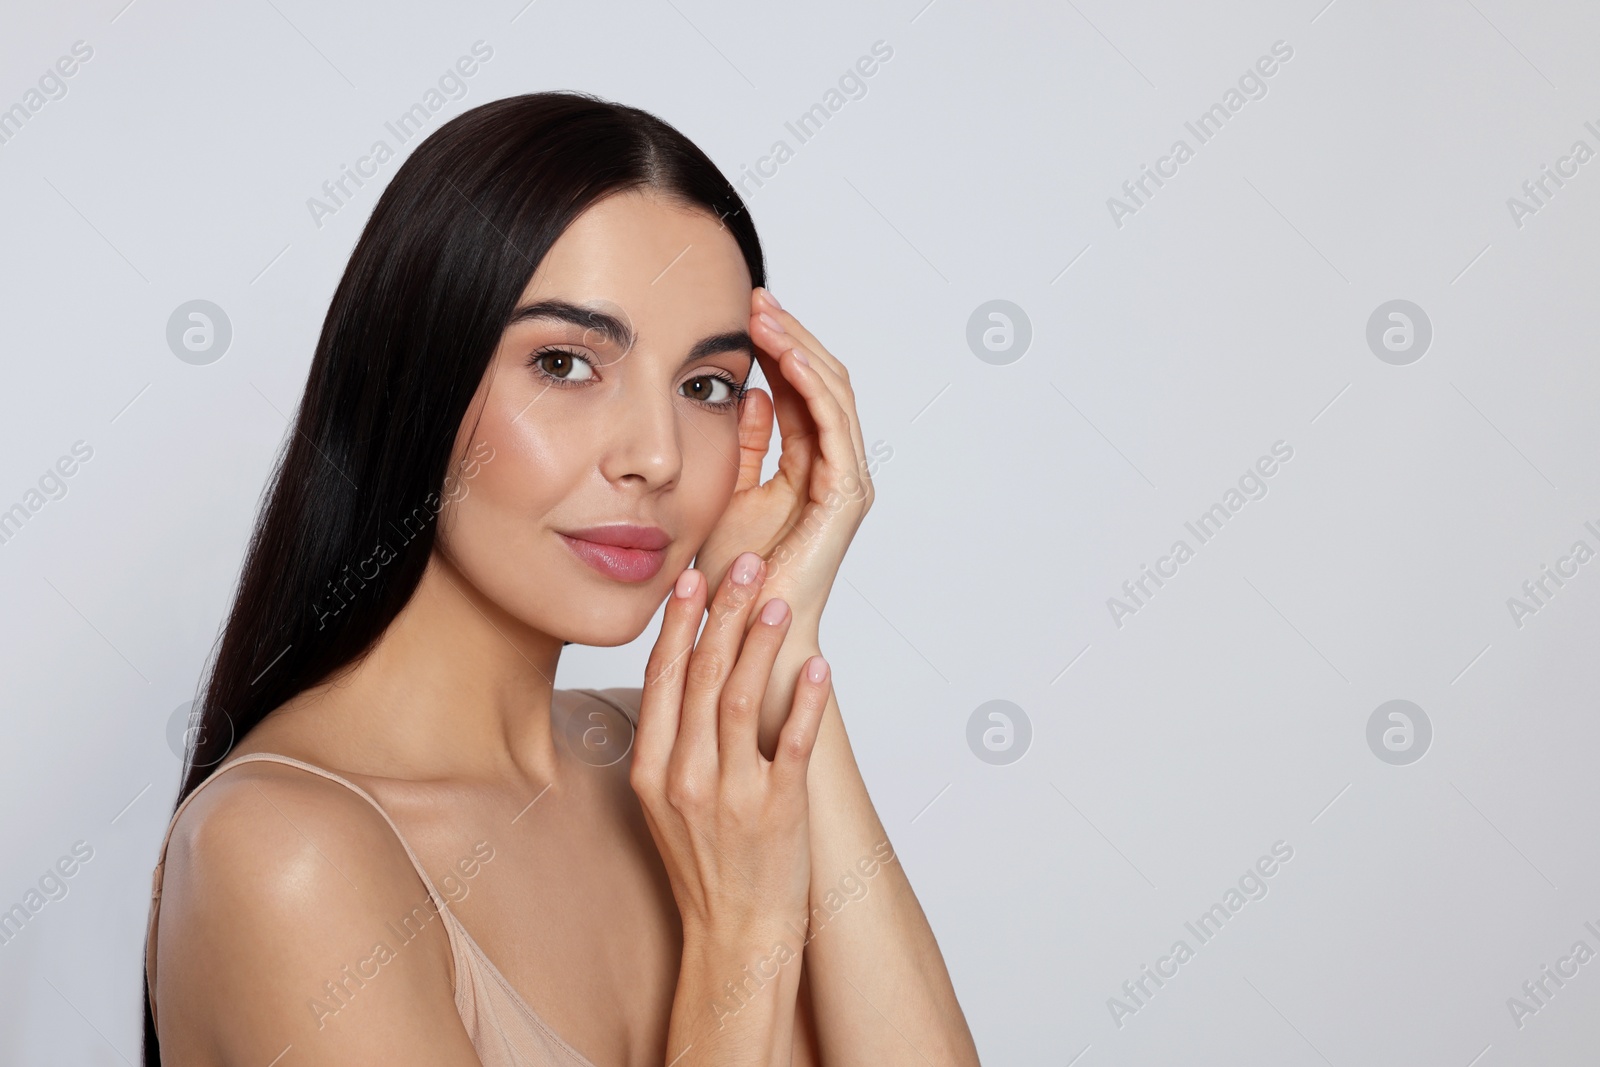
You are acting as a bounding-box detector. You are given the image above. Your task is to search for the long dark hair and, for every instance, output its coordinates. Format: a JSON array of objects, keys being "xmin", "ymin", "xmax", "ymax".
[{"xmin": 143, "ymin": 90, "xmax": 765, "ymax": 1064}]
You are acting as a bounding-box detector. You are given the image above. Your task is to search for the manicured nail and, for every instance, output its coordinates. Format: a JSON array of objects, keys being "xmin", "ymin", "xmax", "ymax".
[
  {"xmin": 731, "ymin": 551, "xmax": 762, "ymax": 586},
  {"xmin": 760, "ymin": 597, "xmax": 789, "ymax": 625},
  {"xmin": 757, "ymin": 311, "xmax": 786, "ymax": 334},
  {"xmin": 761, "ymin": 288, "xmax": 782, "ymax": 310},
  {"xmin": 675, "ymin": 569, "xmax": 699, "ymax": 598},
  {"xmin": 788, "ymin": 347, "xmax": 809, "ymax": 368},
  {"xmin": 806, "ymin": 655, "xmax": 829, "ymax": 683}
]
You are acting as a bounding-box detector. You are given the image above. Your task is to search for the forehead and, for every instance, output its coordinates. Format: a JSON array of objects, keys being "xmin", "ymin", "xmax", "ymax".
[{"xmin": 519, "ymin": 188, "xmax": 752, "ymax": 332}]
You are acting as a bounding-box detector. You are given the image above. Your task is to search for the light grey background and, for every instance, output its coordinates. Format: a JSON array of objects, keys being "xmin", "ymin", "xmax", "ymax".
[{"xmin": 2, "ymin": 1, "xmax": 1597, "ymax": 1064}]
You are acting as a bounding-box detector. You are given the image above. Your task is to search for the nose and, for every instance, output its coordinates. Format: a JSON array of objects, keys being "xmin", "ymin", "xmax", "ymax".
[{"xmin": 598, "ymin": 377, "xmax": 682, "ymax": 491}]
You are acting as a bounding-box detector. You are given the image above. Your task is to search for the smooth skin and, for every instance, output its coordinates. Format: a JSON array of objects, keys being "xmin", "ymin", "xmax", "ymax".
[{"xmin": 152, "ymin": 188, "xmax": 979, "ymax": 1066}]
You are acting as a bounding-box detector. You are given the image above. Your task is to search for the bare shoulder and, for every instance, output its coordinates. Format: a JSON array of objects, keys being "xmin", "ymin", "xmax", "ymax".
[{"xmin": 153, "ymin": 759, "xmax": 480, "ymax": 1065}]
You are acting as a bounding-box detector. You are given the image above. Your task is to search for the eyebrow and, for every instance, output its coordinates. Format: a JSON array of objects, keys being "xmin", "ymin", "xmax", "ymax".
[{"xmin": 507, "ymin": 299, "xmax": 753, "ymax": 367}]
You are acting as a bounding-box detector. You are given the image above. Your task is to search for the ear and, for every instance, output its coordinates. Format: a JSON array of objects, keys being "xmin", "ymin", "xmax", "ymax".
[{"xmin": 735, "ymin": 386, "xmax": 774, "ymax": 491}]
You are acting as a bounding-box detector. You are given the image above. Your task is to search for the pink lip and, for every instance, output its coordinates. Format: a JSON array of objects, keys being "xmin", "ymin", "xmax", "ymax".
[{"xmin": 557, "ymin": 525, "xmax": 670, "ymax": 583}]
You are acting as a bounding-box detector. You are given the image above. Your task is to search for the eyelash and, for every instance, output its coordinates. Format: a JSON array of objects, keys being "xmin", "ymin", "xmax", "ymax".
[{"xmin": 527, "ymin": 346, "xmax": 746, "ymax": 411}]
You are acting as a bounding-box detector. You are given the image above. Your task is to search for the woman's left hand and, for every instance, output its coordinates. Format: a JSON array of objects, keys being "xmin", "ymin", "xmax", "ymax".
[{"xmin": 695, "ymin": 287, "xmax": 875, "ymax": 647}]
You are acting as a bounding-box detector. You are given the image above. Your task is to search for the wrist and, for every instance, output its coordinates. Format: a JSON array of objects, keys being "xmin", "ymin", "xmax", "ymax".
[
  {"xmin": 676, "ymin": 926, "xmax": 807, "ymax": 1057},
  {"xmin": 680, "ymin": 910, "xmax": 808, "ymax": 961}
]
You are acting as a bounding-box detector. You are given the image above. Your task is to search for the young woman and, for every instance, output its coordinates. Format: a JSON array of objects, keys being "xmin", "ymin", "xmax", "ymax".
[{"xmin": 142, "ymin": 92, "xmax": 978, "ymax": 1066}]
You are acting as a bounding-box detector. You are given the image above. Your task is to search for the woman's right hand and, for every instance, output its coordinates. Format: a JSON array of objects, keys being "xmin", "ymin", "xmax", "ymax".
[{"xmin": 630, "ymin": 550, "xmax": 832, "ymax": 1063}]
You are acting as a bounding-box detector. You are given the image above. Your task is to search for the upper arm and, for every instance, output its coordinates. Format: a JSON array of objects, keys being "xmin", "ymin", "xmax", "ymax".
[{"xmin": 153, "ymin": 765, "xmax": 483, "ymax": 1066}]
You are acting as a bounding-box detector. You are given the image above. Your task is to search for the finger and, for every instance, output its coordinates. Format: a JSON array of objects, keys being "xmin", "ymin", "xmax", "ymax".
[
  {"xmin": 750, "ymin": 307, "xmax": 816, "ymax": 461},
  {"xmin": 748, "ymin": 333, "xmax": 818, "ymax": 494},
  {"xmin": 782, "ymin": 346, "xmax": 872, "ymax": 509},
  {"xmin": 757, "ymin": 289, "xmax": 848, "ymax": 383},
  {"xmin": 754, "ymin": 344, "xmax": 810, "ymax": 429},
  {"xmin": 734, "ymin": 386, "xmax": 773, "ymax": 492},
  {"xmin": 678, "ymin": 551, "xmax": 767, "ymax": 758},
  {"xmin": 771, "ymin": 654, "xmax": 831, "ymax": 789},
  {"xmin": 755, "ymin": 289, "xmax": 859, "ymax": 417},
  {"xmin": 752, "ymin": 311, "xmax": 868, "ymax": 479},
  {"xmin": 770, "ymin": 347, "xmax": 860, "ymax": 498},
  {"xmin": 634, "ymin": 568, "xmax": 705, "ymax": 778},
  {"xmin": 788, "ymin": 343, "xmax": 869, "ymax": 478},
  {"xmin": 752, "ymin": 298, "xmax": 876, "ymax": 515},
  {"xmin": 771, "ymin": 394, "xmax": 817, "ymax": 494},
  {"xmin": 756, "ymin": 298, "xmax": 871, "ymax": 483},
  {"xmin": 717, "ymin": 596, "xmax": 791, "ymax": 777}
]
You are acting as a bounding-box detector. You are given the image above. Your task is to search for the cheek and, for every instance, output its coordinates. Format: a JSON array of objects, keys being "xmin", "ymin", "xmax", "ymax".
[
  {"xmin": 679, "ymin": 417, "xmax": 742, "ymax": 526},
  {"xmin": 442, "ymin": 389, "xmax": 583, "ymax": 557}
]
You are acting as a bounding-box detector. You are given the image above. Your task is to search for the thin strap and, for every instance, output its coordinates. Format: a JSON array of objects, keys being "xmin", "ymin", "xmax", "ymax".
[{"xmin": 146, "ymin": 752, "xmax": 455, "ymax": 1032}]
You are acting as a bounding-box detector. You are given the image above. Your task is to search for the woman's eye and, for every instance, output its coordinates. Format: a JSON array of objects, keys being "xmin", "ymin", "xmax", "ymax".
[
  {"xmin": 681, "ymin": 375, "xmax": 735, "ymax": 405},
  {"xmin": 533, "ymin": 348, "xmax": 596, "ymax": 382}
]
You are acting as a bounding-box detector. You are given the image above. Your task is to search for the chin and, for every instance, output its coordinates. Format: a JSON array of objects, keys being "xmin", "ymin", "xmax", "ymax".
[{"xmin": 552, "ymin": 600, "xmax": 666, "ymax": 649}]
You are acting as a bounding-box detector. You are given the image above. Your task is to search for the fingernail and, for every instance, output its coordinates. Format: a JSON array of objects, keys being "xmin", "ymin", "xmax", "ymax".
[
  {"xmin": 788, "ymin": 347, "xmax": 809, "ymax": 368},
  {"xmin": 758, "ymin": 311, "xmax": 786, "ymax": 334},
  {"xmin": 806, "ymin": 655, "xmax": 829, "ymax": 683},
  {"xmin": 731, "ymin": 551, "xmax": 762, "ymax": 586},
  {"xmin": 761, "ymin": 288, "xmax": 782, "ymax": 310},
  {"xmin": 760, "ymin": 597, "xmax": 789, "ymax": 625},
  {"xmin": 674, "ymin": 569, "xmax": 698, "ymax": 598}
]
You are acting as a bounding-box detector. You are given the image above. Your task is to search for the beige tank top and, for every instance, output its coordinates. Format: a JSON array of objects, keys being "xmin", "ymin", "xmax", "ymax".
[{"xmin": 145, "ymin": 735, "xmax": 615, "ymax": 1067}]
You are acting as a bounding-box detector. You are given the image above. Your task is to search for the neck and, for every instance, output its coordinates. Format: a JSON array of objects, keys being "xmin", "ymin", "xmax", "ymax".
[{"xmin": 273, "ymin": 550, "xmax": 566, "ymax": 785}]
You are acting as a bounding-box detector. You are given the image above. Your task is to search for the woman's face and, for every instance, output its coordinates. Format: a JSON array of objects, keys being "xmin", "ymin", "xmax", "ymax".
[{"xmin": 438, "ymin": 187, "xmax": 759, "ymax": 646}]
